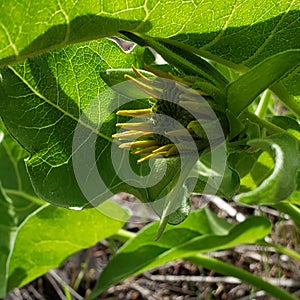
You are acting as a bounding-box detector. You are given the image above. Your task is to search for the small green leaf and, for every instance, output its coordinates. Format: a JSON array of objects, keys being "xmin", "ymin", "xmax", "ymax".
[
  {"xmin": 274, "ymin": 201, "xmax": 300, "ymax": 231},
  {"xmin": 228, "ymin": 151, "xmax": 261, "ymax": 179},
  {"xmin": 236, "ymin": 134, "xmax": 298, "ymax": 205},
  {"xmin": 152, "ymin": 37, "xmax": 229, "ymax": 87},
  {"xmin": 289, "ymin": 190, "xmax": 300, "ymax": 206},
  {"xmin": 226, "ymin": 109, "xmax": 245, "ymax": 140},
  {"xmin": 186, "ymin": 150, "xmax": 240, "ymax": 199},
  {"xmin": 289, "ymin": 169, "xmax": 300, "ymax": 206},
  {"xmin": 271, "ymin": 115, "xmax": 300, "ymax": 143},
  {"xmin": 145, "ymin": 157, "xmax": 197, "ymax": 237},
  {"xmin": 0, "ymin": 187, "xmax": 18, "ymax": 297},
  {"xmin": 7, "ymin": 201, "xmax": 129, "ymax": 291}
]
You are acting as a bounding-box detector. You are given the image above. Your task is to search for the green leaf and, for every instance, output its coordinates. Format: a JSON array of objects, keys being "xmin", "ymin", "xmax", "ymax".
[
  {"xmin": 186, "ymin": 149, "xmax": 240, "ymax": 199},
  {"xmin": 87, "ymin": 209, "xmax": 271, "ymax": 299},
  {"xmin": 289, "ymin": 169, "xmax": 300, "ymax": 206},
  {"xmin": 1, "ymin": 1, "xmax": 300, "ymax": 98},
  {"xmin": 271, "ymin": 115, "xmax": 300, "ymax": 143},
  {"xmin": 0, "ymin": 122, "xmax": 38, "ymax": 202},
  {"xmin": 119, "ymin": 31, "xmax": 226, "ymax": 102},
  {"xmin": 142, "ymin": 156, "xmax": 200, "ymax": 238},
  {"xmin": 120, "ymin": 32, "xmax": 228, "ymax": 88},
  {"xmin": 227, "ymin": 50, "xmax": 300, "ymax": 116},
  {"xmin": 0, "ymin": 187, "xmax": 19, "ymax": 297},
  {"xmin": 226, "ymin": 109, "xmax": 245, "ymax": 140},
  {"xmin": 0, "ymin": 1, "xmax": 151, "ymax": 67},
  {"xmin": 228, "ymin": 151, "xmax": 261, "ymax": 179},
  {"xmin": 0, "ymin": 1, "xmax": 298, "ymax": 67},
  {"xmin": 0, "ymin": 125, "xmax": 42, "ymax": 297},
  {"xmin": 274, "ymin": 170, "xmax": 300, "ymax": 229},
  {"xmin": 236, "ymin": 134, "xmax": 299, "ymax": 205},
  {"xmin": 274, "ymin": 201, "xmax": 300, "ymax": 230},
  {"xmin": 7, "ymin": 201, "xmax": 129, "ymax": 291}
]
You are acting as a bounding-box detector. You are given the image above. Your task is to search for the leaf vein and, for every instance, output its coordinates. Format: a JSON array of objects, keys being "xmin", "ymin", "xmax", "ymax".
[{"xmin": 242, "ymin": 0, "xmax": 297, "ymax": 65}]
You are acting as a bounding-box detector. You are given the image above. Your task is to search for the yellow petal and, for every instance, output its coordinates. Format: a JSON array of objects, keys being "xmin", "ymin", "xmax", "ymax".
[
  {"xmin": 119, "ymin": 140, "xmax": 157, "ymax": 149},
  {"xmin": 112, "ymin": 130, "xmax": 153, "ymax": 140},
  {"xmin": 116, "ymin": 122, "xmax": 153, "ymax": 132},
  {"xmin": 152, "ymin": 144, "xmax": 174, "ymax": 153},
  {"xmin": 116, "ymin": 108, "xmax": 153, "ymax": 117},
  {"xmin": 124, "ymin": 74, "xmax": 161, "ymax": 98},
  {"xmin": 131, "ymin": 65, "xmax": 152, "ymax": 81},
  {"xmin": 165, "ymin": 128, "xmax": 191, "ymax": 136},
  {"xmin": 137, "ymin": 152, "xmax": 164, "ymax": 163},
  {"xmin": 131, "ymin": 146, "xmax": 158, "ymax": 154},
  {"xmin": 166, "ymin": 145, "xmax": 178, "ymax": 156}
]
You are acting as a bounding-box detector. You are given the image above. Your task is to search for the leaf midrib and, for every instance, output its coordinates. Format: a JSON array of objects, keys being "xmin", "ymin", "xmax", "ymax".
[{"xmin": 9, "ymin": 65, "xmax": 114, "ymax": 144}]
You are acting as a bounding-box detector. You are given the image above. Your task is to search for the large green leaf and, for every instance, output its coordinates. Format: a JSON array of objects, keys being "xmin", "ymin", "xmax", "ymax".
[
  {"xmin": 0, "ymin": 123, "xmax": 129, "ymax": 296},
  {"xmin": 0, "ymin": 1, "xmax": 300, "ymax": 97},
  {"xmin": 0, "ymin": 39, "xmax": 141, "ymax": 208},
  {"xmin": 0, "ymin": 1, "xmax": 299, "ymax": 66},
  {"xmin": 0, "ymin": 38, "xmax": 194, "ymax": 229},
  {"xmin": 87, "ymin": 208, "xmax": 271, "ymax": 299}
]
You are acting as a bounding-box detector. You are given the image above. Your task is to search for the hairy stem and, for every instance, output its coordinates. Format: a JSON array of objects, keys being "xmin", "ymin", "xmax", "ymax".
[
  {"xmin": 255, "ymin": 89, "xmax": 273, "ymax": 118},
  {"xmin": 242, "ymin": 110, "xmax": 285, "ymax": 135},
  {"xmin": 271, "ymin": 83, "xmax": 300, "ymax": 117}
]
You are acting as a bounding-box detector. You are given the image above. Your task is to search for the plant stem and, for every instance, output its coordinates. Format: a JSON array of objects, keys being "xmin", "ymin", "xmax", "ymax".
[
  {"xmin": 188, "ymin": 254, "xmax": 298, "ymax": 300},
  {"xmin": 255, "ymin": 89, "xmax": 272, "ymax": 118},
  {"xmin": 259, "ymin": 241, "xmax": 300, "ymax": 262},
  {"xmin": 112, "ymin": 228, "xmax": 136, "ymax": 242},
  {"xmin": 271, "ymin": 83, "xmax": 300, "ymax": 117},
  {"xmin": 4, "ymin": 189, "xmax": 46, "ymax": 205},
  {"xmin": 272, "ymin": 202, "xmax": 300, "ymax": 230}
]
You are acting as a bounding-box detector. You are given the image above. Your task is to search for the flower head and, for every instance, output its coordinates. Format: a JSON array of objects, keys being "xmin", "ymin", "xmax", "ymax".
[{"xmin": 112, "ymin": 65, "xmax": 223, "ymax": 163}]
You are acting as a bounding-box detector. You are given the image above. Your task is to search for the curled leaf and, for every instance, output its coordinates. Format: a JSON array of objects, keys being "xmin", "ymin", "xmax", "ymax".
[{"xmin": 236, "ymin": 134, "xmax": 298, "ymax": 205}]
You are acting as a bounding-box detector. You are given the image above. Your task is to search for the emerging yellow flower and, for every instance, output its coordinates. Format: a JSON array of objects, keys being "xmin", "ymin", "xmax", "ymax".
[{"xmin": 112, "ymin": 65, "xmax": 217, "ymax": 163}]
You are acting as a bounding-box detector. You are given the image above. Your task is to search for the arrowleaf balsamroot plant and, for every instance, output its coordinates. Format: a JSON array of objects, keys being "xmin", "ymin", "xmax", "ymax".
[{"xmin": 0, "ymin": 1, "xmax": 299, "ymax": 299}]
